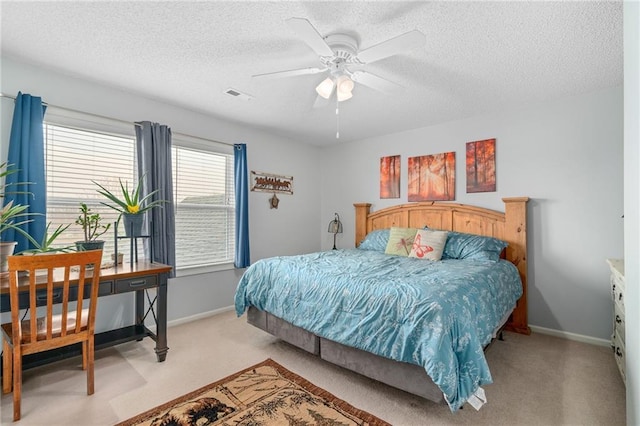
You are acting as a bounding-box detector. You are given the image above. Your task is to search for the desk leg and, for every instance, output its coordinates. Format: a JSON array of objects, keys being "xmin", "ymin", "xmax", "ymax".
[
  {"xmin": 135, "ymin": 289, "xmax": 145, "ymax": 341},
  {"xmin": 154, "ymin": 272, "xmax": 169, "ymax": 362}
]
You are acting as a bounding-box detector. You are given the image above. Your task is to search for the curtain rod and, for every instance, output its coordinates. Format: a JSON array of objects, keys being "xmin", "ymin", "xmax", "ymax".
[{"xmin": 0, "ymin": 92, "xmax": 235, "ymax": 147}]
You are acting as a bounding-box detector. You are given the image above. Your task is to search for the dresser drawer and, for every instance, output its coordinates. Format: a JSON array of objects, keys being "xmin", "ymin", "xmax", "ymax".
[
  {"xmin": 611, "ymin": 275, "xmax": 625, "ymax": 314},
  {"xmin": 613, "ymin": 333, "xmax": 626, "ymax": 385},
  {"xmin": 115, "ymin": 275, "xmax": 158, "ymax": 293},
  {"xmin": 611, "ymin": 267, "xmax": 625, "ymax": 293},
  {"xmin": 614, "ymin": 303, "xmax": 625, "ymax": 345}
]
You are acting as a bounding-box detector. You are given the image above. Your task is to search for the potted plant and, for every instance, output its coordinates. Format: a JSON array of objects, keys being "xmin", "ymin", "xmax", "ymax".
[
  {"xmin": 20, "ymin": 222, "xmax": 73, "ymax": 254},
  {"xmin": 18, "ymin": 222, "xmax": 74, "ymax": 276},
  {"xmin": 75, "ymin": 202, "xmax": 111, "ymax": 251},
  {"xmin": 93, "ymin": 173, "xmax": 165, "ymax": 237},
  {"xmin": 0, "ymin": 162, "xmax": 39, "ymax": 273},
  {"xmin": 0, "ymin": 201, "xmax": 30, "ymax": 273},
  {"xmin": 111, "ymin": 252, "xmax": 124, "ymax": 265}
]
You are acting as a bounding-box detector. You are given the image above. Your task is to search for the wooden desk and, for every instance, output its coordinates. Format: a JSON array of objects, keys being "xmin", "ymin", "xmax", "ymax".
[{"xmin": 1, "ymin": 261, "xmax": 172, "ymax": 370}]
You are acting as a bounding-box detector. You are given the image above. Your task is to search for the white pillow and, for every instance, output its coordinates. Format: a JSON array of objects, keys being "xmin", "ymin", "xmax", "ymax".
[{"xmin": 409, "ymin": 229, "xmax": 448, "ymax": 261}]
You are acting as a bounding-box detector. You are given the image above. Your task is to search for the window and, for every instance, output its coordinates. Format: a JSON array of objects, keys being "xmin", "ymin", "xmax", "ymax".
[
  {"xmin": 45, "ymin": 124, "xmax": 135, "ymax": 257},
  {"xmin": 172, "ymin": 142, "xmax": 235, "ymax": 270},
  {"xmin": 44, "ymin": 120, "xmax": 235, "ymax": 274}
]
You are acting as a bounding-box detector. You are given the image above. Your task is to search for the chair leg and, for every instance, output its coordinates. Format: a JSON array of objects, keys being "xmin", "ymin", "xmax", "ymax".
[
  {"xmin": 82, "ymin": 340, "xmax": 87, "ymax": 371},
  {"xmin": 12, "ymin": 345, "xmax": 22, "ymax": 421},
  {"xmin": 2, "ymin": 338, "xmax": 12, "ymax": 394},
  {"xmin": 87, "ymin": 336, "xmax": 95, "ymax": 395}
]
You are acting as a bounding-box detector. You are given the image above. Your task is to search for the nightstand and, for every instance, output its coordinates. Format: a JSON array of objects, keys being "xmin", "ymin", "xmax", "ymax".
[{"xmin": 606, "ymin": 258, "xmax": 625, "ymax": 385}]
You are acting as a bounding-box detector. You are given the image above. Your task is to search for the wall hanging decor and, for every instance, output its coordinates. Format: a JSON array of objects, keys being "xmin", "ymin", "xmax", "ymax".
[
  {"xmin": 269, "ymin": 193, "xmax": 280, "ymax": 209},
  {"xmin": 251, "ymin": 171, "xmax": 293, "ymax": 195},
  {"xmin": 380, "ymin": 155, "xmax": 401, "ymax": 199},
  {"xmin": 408, "ymin": 152, "xmax": 456, "ymax": 201},
  {"xmin": 466, "ymin": 138, "xmax": 496, "ymax": 193}
]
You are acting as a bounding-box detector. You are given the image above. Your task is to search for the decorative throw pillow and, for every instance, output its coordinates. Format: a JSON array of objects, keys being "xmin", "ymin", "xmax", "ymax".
[
  {"xmin": 384, "ymin": 227, "xmax": 419, "ymax": 256},
  {"xmin": 358, "ymin": 229, "xmax": 390, "ymax": 252},
  {"xmin": 442, "ymin": 231, "xmax": 508, "ymax": 261},
  {"xmin": 409, "ymin": 229, "xmax": 448, "ymax": 261}
]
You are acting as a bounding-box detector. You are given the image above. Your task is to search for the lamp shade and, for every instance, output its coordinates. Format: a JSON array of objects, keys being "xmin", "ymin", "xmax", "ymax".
[
  {"xmin": 336, "ymin": 75, "xmax": 354, "ymax": 102},
  {"xmin": 336, "ymin": 75, "xmax": 355, "ymax": 93},
  {"xmin": 336, "ymin": 89, "xmax": 353, "ymax": 102},
  {"xmin": 316, "ymin": 77, "xmax": 335, "ymax": 99},
  {"xmin": 328, "ymin": 220, "xmax": 342, "ymax": 234}
]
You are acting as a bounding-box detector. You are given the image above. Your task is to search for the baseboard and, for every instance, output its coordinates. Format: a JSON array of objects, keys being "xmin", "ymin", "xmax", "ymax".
[
  {"xmin": 144, "ymin": 306, "xmax": 235, "ymax": 333},
  {"xmin": 158, "ymin": 311, "xmax": 611, "ymax": 348},
  {"xmin": 168, "ymin": 306, "xmax": 235, "ymax": 328},
  {"xmin": 529, "ymin": 325, "xmax": 611, "ymax": 347}
]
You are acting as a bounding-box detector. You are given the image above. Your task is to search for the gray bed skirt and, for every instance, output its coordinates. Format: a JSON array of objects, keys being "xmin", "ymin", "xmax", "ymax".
[{"xmin": 247, "ymin": 306, "xmax": 445, "ymax": 404}]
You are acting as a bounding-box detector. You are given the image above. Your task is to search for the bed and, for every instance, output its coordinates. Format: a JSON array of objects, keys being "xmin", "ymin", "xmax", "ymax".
[{"xmin": 235, "ymin": 197, "xmax": 529, "ymax": 411}]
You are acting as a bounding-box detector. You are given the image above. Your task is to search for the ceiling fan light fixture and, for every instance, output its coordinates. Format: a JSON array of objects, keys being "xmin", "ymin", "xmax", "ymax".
[
  {"xmin": 336, "ymin": 74, "xmax": 355, "ymax": 94},
  {"xmin": 337, "ymin": 89, "xmax": 353, "ymax": 102},
  {"xmin": 336, "ymin": 74, "xmax": 354, "ymax": 102},
  {"xmin": 316, "ymin": 77, "xmax": 335, "ymax": 99}
]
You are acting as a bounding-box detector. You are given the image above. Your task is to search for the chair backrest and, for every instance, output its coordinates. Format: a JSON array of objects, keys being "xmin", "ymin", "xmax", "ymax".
[{"xmin": 6, "ymin": 250, "xmax": 102, "ymax": 347}]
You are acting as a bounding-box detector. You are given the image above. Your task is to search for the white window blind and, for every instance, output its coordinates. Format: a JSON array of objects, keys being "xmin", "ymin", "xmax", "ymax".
[
  {"xmin": 45, "ymin": 124, "xmax": 134, "ymax": 256},
  {"xmin": 172, "ymin": 145, "xmax": 235, "ymax": 268},
  {"xmin": 44, "ymin": 122, "xmax": 235, "ymax": 272}
]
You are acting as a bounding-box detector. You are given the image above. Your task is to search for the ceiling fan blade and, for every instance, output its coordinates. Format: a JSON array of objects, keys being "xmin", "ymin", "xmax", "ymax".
[
  {"xmin": 252, "ymin": 67, "xmax": 327, "ymax": 79},
  {"xmin": 351, "ymin": 70, "xmax": 403, "ymax": 93},
  {"xmin": 286, "ymin": 17, "xmax": 334, "ymax": 57},
  {"xmin": 354, "ymin": 30, "xmax": 425, "ymax": 64}
]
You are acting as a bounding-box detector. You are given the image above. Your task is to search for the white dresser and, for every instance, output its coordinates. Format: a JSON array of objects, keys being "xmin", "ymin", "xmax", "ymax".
[{"xmin": 607, "ymin": 258, "xmax": 625, "ymax": 385}]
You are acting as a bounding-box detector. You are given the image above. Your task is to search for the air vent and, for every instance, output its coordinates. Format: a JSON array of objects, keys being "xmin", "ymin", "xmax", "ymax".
[{"xmin": 224, "ymin": 88, "xmax": 253, "ymax": 101}]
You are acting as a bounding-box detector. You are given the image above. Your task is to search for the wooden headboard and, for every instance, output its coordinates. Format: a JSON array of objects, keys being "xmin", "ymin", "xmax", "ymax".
[{"xmin": 354, "ymin": 197, "xmax": 530, "ymax": 335}]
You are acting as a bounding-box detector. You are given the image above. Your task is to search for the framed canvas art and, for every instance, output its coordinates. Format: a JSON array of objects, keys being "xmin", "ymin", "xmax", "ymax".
[
  {"xmin": 407, "ymin": 151, "xmax": 455, "ymax": 201},
  {"xmin": 466, "ymin": 138, "xmax": 496, "ymax": 193},
  {"xmin": 380, "ymin": 155, "xmax": 401, "ymax": 199}
]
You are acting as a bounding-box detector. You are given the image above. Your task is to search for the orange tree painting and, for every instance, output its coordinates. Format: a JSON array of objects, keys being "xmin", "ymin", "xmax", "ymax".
[
  {"xmin": 380, "ymin": 155, "xmax": 401, "ymax": 199},
  {"xmin": 466, "ymin": 139, "xmax": 496, "ymax": 193},
  {"xmin": 408, "ymin": 152, "xmax": 455, "ymax": 201}
]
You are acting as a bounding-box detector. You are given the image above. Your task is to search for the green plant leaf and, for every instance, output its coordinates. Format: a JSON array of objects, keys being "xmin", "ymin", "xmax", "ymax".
[{"xmin": 92, "ymin": 172, "xmax": 166, "ymax": 216}]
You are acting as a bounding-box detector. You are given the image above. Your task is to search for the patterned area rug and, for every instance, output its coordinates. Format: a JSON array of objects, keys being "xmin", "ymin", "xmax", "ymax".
[{"xmin": 117, "ymin": 358, "xmax": 389, "ymax": 426}]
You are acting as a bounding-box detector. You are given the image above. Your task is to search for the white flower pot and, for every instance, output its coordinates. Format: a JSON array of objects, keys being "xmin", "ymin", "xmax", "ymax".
[{"xmin": 0, "ymin": 241, "xmax": 17, "ymax": 274}]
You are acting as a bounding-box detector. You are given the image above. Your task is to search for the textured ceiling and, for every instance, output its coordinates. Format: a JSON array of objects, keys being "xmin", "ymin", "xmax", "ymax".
[{"xmin": 0, "ymin": 1, "xmax": 623, "ymax": 146}]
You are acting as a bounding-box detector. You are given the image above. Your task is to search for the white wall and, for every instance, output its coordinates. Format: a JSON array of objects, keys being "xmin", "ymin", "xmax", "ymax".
[
  {"xmin": 623, "ymin": 2, "xmax": 639, "ymax": 423},
  {"xmin": 0, "ymin": 56, "xmax": 322, "ymax": 330},
  {"xmin": 321, "ymin": 86, "xmax": 624, "ymax": 343},
  {"xmin": 0, "ymin": 54, "xmax": 629, "ymax": 388}
]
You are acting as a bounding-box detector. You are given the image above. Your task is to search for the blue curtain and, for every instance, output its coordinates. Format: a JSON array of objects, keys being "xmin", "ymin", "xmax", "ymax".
[
  {"xmin": 234, "ymin": 143, "xmax": 250, "ymax": 268},
  {"xmin": 2, "ymin": 92, "xmax": 47, "ymax": 251},
  {"xmin": 135, "ymin": 121, "xmax": 176, "ymax": 277}
]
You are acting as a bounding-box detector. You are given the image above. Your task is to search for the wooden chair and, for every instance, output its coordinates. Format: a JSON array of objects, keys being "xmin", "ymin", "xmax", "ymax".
[{"xmin": 1, "ymin": 250, "xmax": 103, "ymax": 421}]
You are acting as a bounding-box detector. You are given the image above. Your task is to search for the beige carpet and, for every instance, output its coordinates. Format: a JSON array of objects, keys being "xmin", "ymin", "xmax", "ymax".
[
  {"xmin": 0, "ymin": 310, "xmax": 627, "ymax": 425},
  {"xmin": 117, "ymin": 358, "xmax": 388, "ymax": 426}
]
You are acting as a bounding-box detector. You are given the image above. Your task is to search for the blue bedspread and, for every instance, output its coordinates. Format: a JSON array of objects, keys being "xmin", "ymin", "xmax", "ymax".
[{"xmin": 234, "ymin": 249, "xmax": 522, "ymax": 411}]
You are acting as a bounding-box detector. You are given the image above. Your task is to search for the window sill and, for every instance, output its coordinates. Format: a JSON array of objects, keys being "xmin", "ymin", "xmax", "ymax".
[{"xmin": 175, "ymin": 262, "xmax": 235, "ymax": 278}]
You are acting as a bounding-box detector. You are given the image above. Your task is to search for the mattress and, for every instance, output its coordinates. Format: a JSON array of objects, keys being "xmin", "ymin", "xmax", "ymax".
[{"xmin": 235, "ymin": 248, "xmax": 523, "ymax": 410}]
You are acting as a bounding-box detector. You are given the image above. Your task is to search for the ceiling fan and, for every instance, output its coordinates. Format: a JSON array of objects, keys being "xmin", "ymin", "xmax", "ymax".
[{"xmin": 253, "ymin": 18, "xmax": 425, "ymax": 105}]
